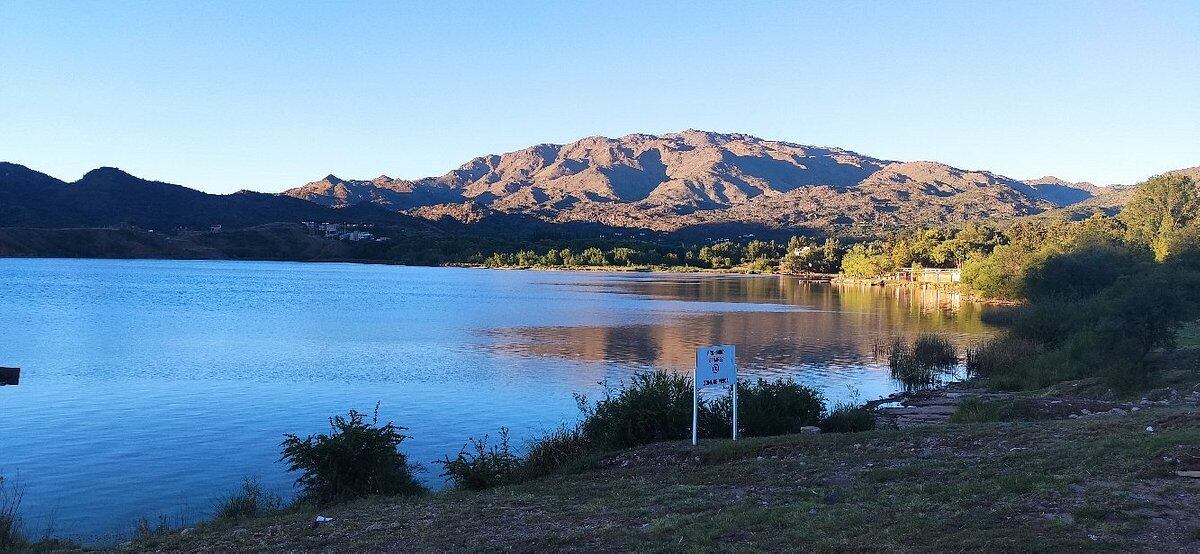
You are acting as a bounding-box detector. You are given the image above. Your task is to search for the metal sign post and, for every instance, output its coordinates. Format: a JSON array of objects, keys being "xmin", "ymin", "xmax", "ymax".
[{"xmin": 693, "ymin": 345, "xmax": 736, "ymax": 445}]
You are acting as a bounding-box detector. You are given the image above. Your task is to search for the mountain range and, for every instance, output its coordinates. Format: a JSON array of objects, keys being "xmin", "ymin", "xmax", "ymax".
[
  {"xmin": 283, "ymin": 130, "xmax": 1120, "ymax": 232},
  {"xmin": 3, "ymin": 130, "xmax": 1184, "ymax": 236}
]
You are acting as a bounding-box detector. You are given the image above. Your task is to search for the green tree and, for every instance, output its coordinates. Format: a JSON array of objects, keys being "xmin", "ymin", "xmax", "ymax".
[
  {"xmin": 483, "ymin": 252, "xmax": 512, "ymax": 268},
  {"xmin": 1120, "ymin": 174, "xmax": 1200, "ymax": 261},
  {"xmin": 699, "ymin": 242, "xmax": 741, "ymax": 269},
  {"xmin": 609, "ymin": 247, "xmax": 639, "ymax": 266},
  {"xmin": 745, "ymin": 240, "xmax": 775, "ymax": 261},
  {"xmin": 580, "ymin": 247, "xmax": 608, "ymax": 266},
  {"xmin": 840, "ymin": 243, "xmax": 892, "ymax": 277},
  {"xmin": 541, "ymin": 249, "xmax": 563, "ymax": 266},
  {"xmin": 960, "ymin": 245, "xmax": 1028, "ymax": 299},
  {"xmin": 516, "ymin": 250, "xmax": 540, "ymax": 266},
  {"xmin": 819, "ymin": 238, "xmax": 842, "ymax": 272}
]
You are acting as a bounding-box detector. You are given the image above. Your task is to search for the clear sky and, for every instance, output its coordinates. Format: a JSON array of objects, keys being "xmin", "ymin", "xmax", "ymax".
[{"xmin": 2, "ymin": 1, "xmax": 1197, "ymax": 194}]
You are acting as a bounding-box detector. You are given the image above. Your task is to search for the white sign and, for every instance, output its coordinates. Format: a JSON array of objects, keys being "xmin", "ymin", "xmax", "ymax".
[
  {"xmin": 695, "ymin": 344, "xmax": 736, "ymax": 388},
  {"xmin": 693, "ymin": 344, "xmax": 738, "ymax": 445}
]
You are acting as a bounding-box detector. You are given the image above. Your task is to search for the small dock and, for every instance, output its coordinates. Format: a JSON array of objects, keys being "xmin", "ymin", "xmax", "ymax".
[{"xmin": 0, "ymin": 367, "xmax": 19, "ymax": 386}]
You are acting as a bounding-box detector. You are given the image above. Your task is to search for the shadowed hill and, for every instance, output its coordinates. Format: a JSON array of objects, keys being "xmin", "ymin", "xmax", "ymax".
[{"xmin": 0, "ymin": 163, "xmax": 425, "ymax": 230}]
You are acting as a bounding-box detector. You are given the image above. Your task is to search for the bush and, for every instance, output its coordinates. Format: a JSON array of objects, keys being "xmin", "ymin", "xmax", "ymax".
[
  {"xmin": 448, "ymin": 373, "xmax": 835, "ymax": 490},
  {"xmin": 214, "ymin": 477, "xmax": 282, "ymax": 521},
  {"xmin": 0, "ymin": 476, "xmax": 24, "ymax": 550},
  {"xmin": 948, "ymin": 397, "xmax": 1004, "ymax": 423},
  {"xmin": 439, "ymin": 428, "xmax": 523, "ymax": 491},
  {"xmin": 965, "ymin": 335, "xmax": 1041, "ymax": 379},
  {"xmin": 280, "ymin": 404, "xmax": 425, "ymax": 504},
  {"xmin": 1023, "ymin": 245, "xmax": 1145, "ymax": 300},
  {"xmin": 1007, "ymin": 298, "xmax": 1081, "ymax": 347},
  {"xmin": 818, "ymin": 403, "xmax": 876, "ymax": 433},
  {"xmin": 581, "ymin": 372, "xmax": 695, "ymax": 450},
  {"xmin": 707, "ymin": 379, "xmax": 824, "ymax": 437},
  {"xmin": 522, "ymin": 425, "xmax": 593, "ymax": 478},
  {"xmin": 888, "ymin": 334, "xmax": 958, "ymax": 390},
  {"xmin": 949, "ymin": 397, "xmax": 1042, "ymax": 423},
  {"xmin": 986, "ymin": 251, "xmax": 1200, "ymax": 391}
]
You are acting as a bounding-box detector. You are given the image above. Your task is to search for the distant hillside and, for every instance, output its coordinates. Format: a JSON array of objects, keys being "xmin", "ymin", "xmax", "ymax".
[
  {"xmin": 1038, "ymin": 166, "xmax": 1198, "ymax": 221},
  {"xmin": 284, "ymin": 130, "xmax": 1115, "ymax": 232},
  {"xmin": 1168, "ymin": 166, "xmax": 1200, "ymax": 183},
  {"xmin": 0, "ymin": 163, "xmax": 424, "ymax": 230},
  {"xmin": 3, "ymin": 132, "xmax": 1182, "ymax": 237}
]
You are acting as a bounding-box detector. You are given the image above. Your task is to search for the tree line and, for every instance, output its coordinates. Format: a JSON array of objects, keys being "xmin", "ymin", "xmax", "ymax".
[{"xmin": 360, "ymin": 173, "xmax": 1199, "ymax": 303}]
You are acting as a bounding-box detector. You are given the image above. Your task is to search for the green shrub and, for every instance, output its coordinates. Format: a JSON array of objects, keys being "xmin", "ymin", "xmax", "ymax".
[
  {"xmin": 280, "ymin": 404, "xmax": 425, "ymax": 504},
  {"xmin": 214, "ymin": 477, "xmax": 282, "ymax": 521},
  {"xmin": 949, "ymin": 397, "xmax": 1003, "ymax": 423},
  {"xmin": 439, "ymin": 427, "xmax": 523, "ymax": 491},
  {"xmin": 0, "ymin": 476, "xmax": 25, "ymax": 550},
  {"xmin": 522, "ymin": 425, "xmax": 593, "ymax": 478},
  {"xmin": 818, "ymin": 403, "xmax": 876, "ymax": 433},
  {"xmin": 965, "ymin": 335, "xmax": 1041, "ymax": 380},
  {"xmin": 707, "ymin": 379, "xmax": 824, "ymax": 437},
  {"xmin": 985, "ymin": 251, "xmax": 1200, "ymax": 391},
  {"xmin": 448, "ymin": 373, "xmax": 834, "ymax": 490},
  {"xmin": 1023, "ymin": 244, "xmax": 1145, "ymax": 300},
  {"xmin": 949, "ymin": 397, "xmax": 1042, "ymax": 423},
  {"xmin": 581, "ymin": 372, "xmax": 695, "ymax": 450}
]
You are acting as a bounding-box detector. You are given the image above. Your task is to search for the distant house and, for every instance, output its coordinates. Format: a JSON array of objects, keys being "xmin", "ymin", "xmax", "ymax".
[
  {"xmin": 342, "ymin": 231, "xmax": 373, "ymax": 241},
  {"xmin": 895, "ymin": 267, "xmax": 961, "ymax": 283}
]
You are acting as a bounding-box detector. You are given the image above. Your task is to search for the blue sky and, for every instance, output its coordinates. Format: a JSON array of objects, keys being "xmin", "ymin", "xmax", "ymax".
[{"xmin": 2, "ymin": 1, "xmax": 1197, "ymax": 194}]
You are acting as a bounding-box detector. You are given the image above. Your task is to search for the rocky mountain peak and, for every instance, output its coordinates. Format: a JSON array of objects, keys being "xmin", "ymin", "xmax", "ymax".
[{"xmin": 280, "ymin": 130, "xmax": 1120, "ymax": 232}]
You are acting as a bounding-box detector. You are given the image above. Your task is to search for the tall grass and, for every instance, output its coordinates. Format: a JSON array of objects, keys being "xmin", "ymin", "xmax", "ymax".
[
  {"xmin": 887, "ymin": 334, "xmax": 958, "ymax": 390},
  {"xmin": 438, "ymin": 428, "xmax": 523, "ymax": 491},
  {"xmin": 965, "ymin": 335, "xmax": 1048, "ymax": 390},
  {"xmin": 521, "ymin": 424, "xmax": 591, "ymax": 478},
  {"xmin": 213, "ymin": 478, "xmax": 282, "ymax": 521},
  {"xmin": 0, "ymin": 475, "xmax": 25, "ymax": 550}
]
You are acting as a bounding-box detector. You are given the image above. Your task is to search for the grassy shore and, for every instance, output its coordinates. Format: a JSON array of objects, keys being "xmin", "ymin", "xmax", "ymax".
[{"xmin": 130, "ymin": 395, "xmax": 1200, "ymax": 552}]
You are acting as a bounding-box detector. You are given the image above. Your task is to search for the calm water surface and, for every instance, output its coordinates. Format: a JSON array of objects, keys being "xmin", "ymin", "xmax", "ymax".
[{"xmin": 0, "ymin": 259, "xmax": 993, "ymax": 541}]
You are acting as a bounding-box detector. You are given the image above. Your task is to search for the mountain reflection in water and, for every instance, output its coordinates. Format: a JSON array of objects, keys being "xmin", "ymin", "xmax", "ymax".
[{"xmin": 482, "ymin": 275, "xmax": 991, "ymax": 380}]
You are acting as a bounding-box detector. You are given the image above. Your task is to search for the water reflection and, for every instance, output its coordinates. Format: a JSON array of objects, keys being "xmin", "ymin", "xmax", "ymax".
[{"xmin": 483, "ymin": 275, "xmax": 993, "ymax": 381}]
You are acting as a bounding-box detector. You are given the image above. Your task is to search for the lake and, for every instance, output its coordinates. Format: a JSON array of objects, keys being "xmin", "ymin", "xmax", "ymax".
[{"xmin": 0, "ymin": 258, "xmax": 992, "ymax": 542}]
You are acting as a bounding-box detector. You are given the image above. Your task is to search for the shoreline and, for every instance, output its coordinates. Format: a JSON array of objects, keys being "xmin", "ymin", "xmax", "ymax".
[
  {"xmin": 3, "ymin": 255, "xmax": 1019, "ymax": 305},
  {"xmin": 129, "ymin": 378, "xmax": 1200, "ymax": 551}
]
